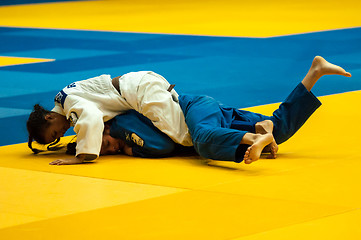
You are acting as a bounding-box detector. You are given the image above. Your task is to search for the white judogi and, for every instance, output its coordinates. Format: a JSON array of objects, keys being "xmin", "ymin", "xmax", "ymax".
[{"xmin": 52, "ymin": 71, "xmax": 192, "ymax": 157}]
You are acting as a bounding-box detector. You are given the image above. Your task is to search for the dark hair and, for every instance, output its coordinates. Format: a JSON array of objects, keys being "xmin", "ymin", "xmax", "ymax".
[{"xmin": 27, "ymin": 104, "xmax": 62, "ymax": 154}]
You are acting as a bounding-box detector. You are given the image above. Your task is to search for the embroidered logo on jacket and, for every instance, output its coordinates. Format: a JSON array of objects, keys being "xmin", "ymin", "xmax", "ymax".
[
  {"xmin": 128, "ymin": 133, "xmax": 144, "ymax": 147},
  {"xmin": 54, "ymin": 90, "xmax": 67, "ymax": 108},
  {"xmin": 67, "ymin": 83, "xmax": 76, "ymax": 88}
]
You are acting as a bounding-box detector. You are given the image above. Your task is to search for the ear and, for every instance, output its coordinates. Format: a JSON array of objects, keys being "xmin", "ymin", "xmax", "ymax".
[{"xmin": 44, "ymin": 113, "xmax": 55, "ymax": 121}]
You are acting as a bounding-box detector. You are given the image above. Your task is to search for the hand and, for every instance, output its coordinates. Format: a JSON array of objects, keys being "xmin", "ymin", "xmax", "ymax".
[{"xmin": 49, "ymin": 157, "xmax": 83, "ymax": 165}]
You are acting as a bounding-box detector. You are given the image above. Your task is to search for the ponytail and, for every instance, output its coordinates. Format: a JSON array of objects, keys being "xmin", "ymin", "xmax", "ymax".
[
  {"xmin": 27, "ymin": 104, "xmax": 50, "ymax": 144},
  {"xmin": 28, "ymin": 135, "xmax": 42, "ymax": 154}
]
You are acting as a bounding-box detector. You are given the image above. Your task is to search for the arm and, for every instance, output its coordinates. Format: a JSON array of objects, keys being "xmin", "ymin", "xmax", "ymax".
[{"xmin": 50, "ymin": 97, "xmax": 104, "ymax": 165}]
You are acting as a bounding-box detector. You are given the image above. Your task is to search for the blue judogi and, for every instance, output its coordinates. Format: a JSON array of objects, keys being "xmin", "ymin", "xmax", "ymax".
[
  {"xmin": 109, "ymin": 83, "xmax": 321, "ymax": 162},
  {"xmin": 178, "ymin": 83, "xmax": 321, "ymax": 162},
  {"xmin": 109, "ymin": 110, "xmax": 176, "ymax": 158}
]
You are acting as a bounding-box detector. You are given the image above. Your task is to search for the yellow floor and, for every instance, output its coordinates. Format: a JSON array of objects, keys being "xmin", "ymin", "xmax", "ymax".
[
  {"xmin": 1, "ymin": 91, "xmax": 361, "ymax": 239},
  {"xmin": 1, "ymin": 0, "xmax": 361, "ymax": 239},
  {"xmin": 0, "ymin": 0, "xmax": 360, "ymax": 37},
  {"xmin": 0, "ymin": 56, "xmax": 54, "ymax": 67}
]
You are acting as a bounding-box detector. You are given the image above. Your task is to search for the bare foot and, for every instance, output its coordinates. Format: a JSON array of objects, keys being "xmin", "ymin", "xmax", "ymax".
[
  {"xmin": 255, "ymin": 120, "xmax": 278, "ymax": 159},
  {"xmin": 263, "ymin": 144, "xmax": 278, "ymax": 159},
  {"xmin": 255, "ymin": 120, "xmax": 273, "ymax": 133},
  {"xmin": 312, "ymin": 56, "xmax": 351, "ymax": 78},
  {"xmin": 302, "ymin": 56, "xmax": 351, "ymax": 91},
  {"xmin": 243, "ymin": 133, "xmax": 274, "ymax": 164}
]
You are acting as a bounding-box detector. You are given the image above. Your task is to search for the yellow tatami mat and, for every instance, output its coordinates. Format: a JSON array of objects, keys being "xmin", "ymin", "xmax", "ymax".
[
  {"xmin": 0, "ymin": 167, "xmax": 184, "ymax": 229},
  {"xmin": 0, "ymin": 56, "xmax": 54, "ymax": 67},
  {"xmin": 0, "ymin": 190, "xmax": 349, "ymax": 240},
  {"xmin": 235, "ymin": 210, "xmax": 361, "ymax": 240},
  {"xmin": 1, "ymin": 0, "xmax": 360, "ymax": 37},
  {"xmin": 1, "ymin": 90, "xmax": 360, "ymax": 239},
  {"xmin": 1, "ymin": 0, "xmax": 360, "ymax": 238}
]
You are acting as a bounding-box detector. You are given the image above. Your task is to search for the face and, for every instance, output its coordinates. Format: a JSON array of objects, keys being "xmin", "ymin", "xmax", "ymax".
[
  {"xmin": 100, "ymin": 127, "xmax": 125, "ymax": 155},
  {"xmin": 43, "ymin": 113, "xmax": 71, "ymax": 144}
]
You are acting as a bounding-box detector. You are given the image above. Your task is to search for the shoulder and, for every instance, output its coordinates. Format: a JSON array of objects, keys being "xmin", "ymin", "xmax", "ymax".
[
  {"xmin": 60, "ymin": 95, "xmax": 102, "ymax": 118},
  {"xmin": 77, "ymin": 74, "xmax": 111, "ymax": 86}
]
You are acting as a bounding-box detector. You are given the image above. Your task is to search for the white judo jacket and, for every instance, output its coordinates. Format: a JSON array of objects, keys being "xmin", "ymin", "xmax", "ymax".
[{"xmin": 52, "ymin": 71, "xmax": 192, "ymax": 157}]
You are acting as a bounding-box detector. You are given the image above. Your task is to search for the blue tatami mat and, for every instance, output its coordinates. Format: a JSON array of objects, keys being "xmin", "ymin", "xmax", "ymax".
[{"xmin": 0, "ymin": 26, "xmax": 360, "ymax": 146}]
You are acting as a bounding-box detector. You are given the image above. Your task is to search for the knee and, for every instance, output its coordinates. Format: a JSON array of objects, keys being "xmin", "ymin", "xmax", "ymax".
[{"xmin": 190, "ymin": 127, "xmax": 214, "ymax": 156}]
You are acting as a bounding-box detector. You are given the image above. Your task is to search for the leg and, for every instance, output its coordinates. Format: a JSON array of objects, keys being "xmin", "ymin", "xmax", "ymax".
[
  {"xmin": 136, "ymin": 72, "xmax": 192, "ymax": 146},
  {"xmin": 230, "ymin": 120, "xmax": 256, "ymax": 133},
  {"xmin": 272, "ymin": 56, "xmax": 351, "ymax": 144},
  {"xmin": 179, "ymin": 95, "xmax": 249, "ymax": 162}
]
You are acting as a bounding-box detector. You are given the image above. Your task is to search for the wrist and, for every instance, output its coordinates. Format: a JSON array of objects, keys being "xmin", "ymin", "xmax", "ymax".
[{"xmin": 76, "ymin": 154, "xmax": 97, "ymax": 161}]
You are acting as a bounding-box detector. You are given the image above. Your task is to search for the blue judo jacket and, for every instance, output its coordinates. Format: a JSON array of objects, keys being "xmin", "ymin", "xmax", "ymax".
[{"xmin": 109, "ymin": 110, "xmax": 176, "ymax": 158}]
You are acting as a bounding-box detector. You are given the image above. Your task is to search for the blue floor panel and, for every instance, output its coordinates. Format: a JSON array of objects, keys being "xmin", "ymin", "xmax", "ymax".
[
  {"xmin": 1, "ymin": 26, "xmax": 360, "ymax": 146},
  {"xmin": 0, "ymin": 0, "xmax": 87, "ymax": 6}
]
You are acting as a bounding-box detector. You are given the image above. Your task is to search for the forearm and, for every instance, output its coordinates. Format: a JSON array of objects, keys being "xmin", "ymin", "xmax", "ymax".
[{"xmin": 78, "ymin": 154, "xmax": 98, "ymax": 161}]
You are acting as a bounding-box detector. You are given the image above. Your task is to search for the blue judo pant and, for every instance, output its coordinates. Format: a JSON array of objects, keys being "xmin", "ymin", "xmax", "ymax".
[{"xmin": 178, "ymin": 83, "xmax": 322, "ymax": 162}]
